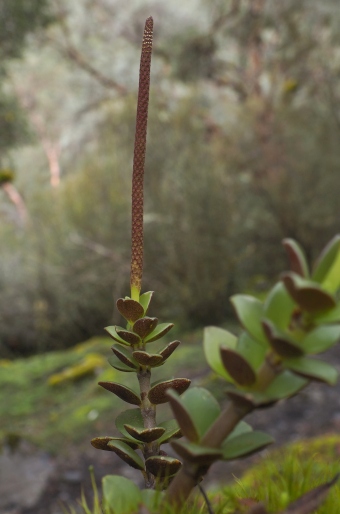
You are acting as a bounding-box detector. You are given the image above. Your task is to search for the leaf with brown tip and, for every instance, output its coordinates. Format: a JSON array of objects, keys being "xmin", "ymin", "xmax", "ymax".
[
  {"xmin": 262, "ymin": 319, "xmax": 304, "ymax": 358},
  {"xmin": 98, "ymin": 382, "xmax": 141, "ymax": 406},
  {"xmin": 111, "ymin": 344, "xmax": 139, "ymax": 369},
  {"xmin": 145, "ymin": 456, "xmax": 182, "ymax": 478},
  {"xmin": 159, "ymin": 340, "xmax": 181, "ymax": 361},
  {"xmin": 107, "ymin": 440, "xmax": 145, "ymax": 470},
  {"xmin": 171, "ymin": 440, "xmax": 222, "ymax": 465},
  {"xmin": 91, "ymin": 436, "xmax": 139, "ymax": 451},
  {"xmin": 116, "ymin": 329, "xmax": 141, "ymax": 346},
  {"xmin": 124, "ymin": 425, "xmax": 165, "ymax": 443},
  {"xmin": 220, "ymin": 347, "xmax": 257, "ymax": 387},
  {"xmin": 166, "ymin": 390, "xmax": 199, "ymax": 442},
  {"xmin": 116, "ymin": 298, "xmax": 144, "ymax": 323},
  {"xmin": 132, "ymin": 351, "xmax": 163, "ymax": 367},
  {"xmin": 148, "ymin": 378, "xmax": 191, "ymax": 405},
  {"xmin": 133, "ymin": 317, "xmax": 158, "ymax": 339},
  {"xmin": 144, "ymin": 323, "xmax": 174, "ymax": 343},
  {"xmin": 282, "ymin": 272, "xmax": 336, "ymax": 313},
  {"xmin": 283, "ymin": 239, "xmax": 309, "ymax": 278}
]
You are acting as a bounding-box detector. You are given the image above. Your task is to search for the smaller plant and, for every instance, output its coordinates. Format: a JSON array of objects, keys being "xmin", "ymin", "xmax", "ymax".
[{"xmin": 89, "ymin": 16, "xmax": 340, "ymax": 514}]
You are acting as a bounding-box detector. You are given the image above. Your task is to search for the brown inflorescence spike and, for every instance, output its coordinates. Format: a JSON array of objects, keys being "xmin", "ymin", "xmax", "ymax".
[{"xmin": 130, "ymin": 17, "xmax": 153, "ymax": 298}]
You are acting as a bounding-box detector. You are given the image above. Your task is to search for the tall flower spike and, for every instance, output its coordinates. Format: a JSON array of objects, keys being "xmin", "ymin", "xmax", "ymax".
[{"xmin": 130, "ymin": 16, "xmax": 153, "ymax": 301}]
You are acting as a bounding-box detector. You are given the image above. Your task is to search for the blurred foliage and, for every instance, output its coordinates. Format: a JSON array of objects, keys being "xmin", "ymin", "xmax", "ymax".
[{"xmin": 0, "ymin": 0, "xmax": 340, "ymax": 355}]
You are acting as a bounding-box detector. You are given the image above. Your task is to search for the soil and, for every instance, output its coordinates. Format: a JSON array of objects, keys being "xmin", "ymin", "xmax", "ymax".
[{"xmin": 2, "ymin": 343, "xmax": 340, "ymax": 514}]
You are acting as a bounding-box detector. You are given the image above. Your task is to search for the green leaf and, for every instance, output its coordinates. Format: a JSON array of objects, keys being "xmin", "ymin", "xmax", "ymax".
[
  {"xmin": 167, "ymin": 387, "xmax": 220, "ymax": 442},
  {"xmin": 222, "ymin": 431, "xmax": 274, "ymax": 460},
  {"xmin": 98, "ymin": 382, "xmax": 141, "ymax": 405},
  {"xmin": 158, "ymin": 419, "xmax": 181, "ymax": 445},
  {"xmin": 263, "ymin": 282, "xmax": 296, "ymax": 330},
  {"xmin": 226, "ymin": 421, "xmax": 253, "ymax": 441},
  {"xmin": 140, "ymin": 489, "xmax": 164, "ymax": 511},
  {"xmin": 284, "ymin": 357, "xmax": 338, "ymax": 385},
  {"xmin": 105, "ymin": 326, "xmax": 130, "ymax": 346},
  {"xmin": 144, "ymin": 323, "xmax": 174, "ymax": 343},
  {"xmin": 220, "ymin": 347, "xmax": 257, "ymax": 387},
  {"xmin": 282, "ymin": 273, "xmax": 336, "ymax": 313},
  {"xmin": 314, "ymin": 303, "xmax": 340, "ymax": 325},
  {"xmin": 115, "ymin": 409, "xmax": 144, "ymax": 441},
  {"xmin": 312, "ymin": 235, "xmax": 340, "ymax": 290},
  {"xmin": 262, "ymin": 319, "xmax": 304, "ymax": 358},
  {"xmin": 124, "ymin": 425, "xmax": 165, "ymax": 443},
  {"xmin": 102, "ymin": 475, "xmax": 142, "ymax": 514},
  {"xmin": 108, "ymin": 354, "xmax": 138, "ymax": 373},
  {"xmin": 303, "ymin": 325, "xmax": 340, "ymax": 354},
  {"xmin": 203, "ymin": 326, "xmax": 236, "ymax": 380},
  {"xmin": 148, "ymin": 378, "xmax": 191, "ymax": 404},
  {"xmin": 139, "ymin": 291, "xmax": 154, "ymax": 314},
  {"xmin": 171, "ymin": 440, "xmax": 222, "ymax": 465},
  {"xmin": 236, "ymin": 331, "xmax": 267, "ymax": 370},
  {"xmin": 106, "ymin": 440, "xmax": 145, "ymax": 470},
  {"xmin": 282, "ymin": 238, "xmax": 309, "ymax": 277},
  {"xmin": 261, "ymin": 370, "xmax": 307, "ymax": 400},
  {"xmin": 111, "ymin": 345, "xmax": 139, "ymax": 369},
  {"xmin": 231, "ymin": 295, "xmax": 267, "ymax": 345}
]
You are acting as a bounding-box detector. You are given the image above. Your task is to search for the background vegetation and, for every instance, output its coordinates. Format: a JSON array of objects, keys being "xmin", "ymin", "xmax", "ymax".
[{"xmin": 1, "ymin": 0, "xmax": 340, "ymax": 356}]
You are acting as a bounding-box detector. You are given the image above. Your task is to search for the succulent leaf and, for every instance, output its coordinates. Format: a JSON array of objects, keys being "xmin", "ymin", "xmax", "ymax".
[
  {"xmin": 91, "ymin": 436, "xmax": 140, "ymax": 451},
  {"xmin": 302, "ymin": 324, "xmax": 340, "ymax": 354},
  {"xmin": 166, "ymin": 390, "xmax": 199, "ymax": 442},
  {"xmin": 132, "ymin": 350, "xmax": 163, "ymax": 367},
  {"xmin": 148, "ymin": 378, "xmax": 191, "ymax": 404},
  {"xmin": 107, "ymin": 440, "xmax": 145, "ymax": 470},
  {"xmin": 284, "ymin": 357, "xmax": 338, "ymax": 385},
  {"xmin": 203, "ymin": 326, "xmax": 236, "ymax": 380},
  {"xmin": 220, "ymin": 347, "xmax": 257, "ymax": 387},
  {"xmin": 108, "ymin": 354, "xmax": 138, "ymax": 372},
  {"xmin": 133, "ymin": 317, "xmax": 158, "ymax": 339},
  {"xmin": 314, "ymin": 303, "xmax": 340, "ymax": 324},
  {"xmin": 263, "ymin": 282, "xmax": 296, "ymax": 330},
  {"xmin": 222, "ymin": 431, "xmax": 274, "ymax": 460},
  {"xmin": 283, "ymin": 238, "xmax": 309, "ymax": 277},
  {"xmin": 102, "ymin": 475, "xmax": 142, "ymax": 514},
  {"xmin": 159, "ymin": 340, "xmax": 181, "ymax": 361},
  {"xmin": 115, "ymin": 409, "xmax": 144, "ymax": 441},
  {"xmin": 98, "ymin": 382, "xmax": 141, "ymax": 405},
  {"xmin": 111, "ymin": 345, "xmax": 139, "ymax": 369},
  {"xmin": 145, "ymin": 456, "xmax": 182, "ymax": 477},
  {"xmin": 171, "ymin": 440, "xmax": 222, "ymax": 465},
  {"xmin": 231, "ymin": 295, "xmax": 267, "ymax": 346},
  {"xmin": 105, "ymin": 326, "xmax": 130, "ymax": 346},
  {"xmin": 158, "ymin": 419, "xmax": 182, "ymax": 445},
  {"xmin": 124, "ymin": 425, "xmax": 165, "ymax": 443},
  {"xmin": 312, "ymin": 235, "xmax": 340, "ymax": 290},
  {"xmin": 236, "ymin": 331, "xmax": 267, "ymax": 369},
  {"xmin": 262, "ymin": 319, "xmax": 304, "ymax": 358},
  {"xmin": 282, "ymin": 272, "xmax": 336, "ymax": 313},
  {"xmin": 116, "ymin": 298, "xmax": 144, "ymax": 323},
  {"xmin": 139, "ymin": 291, "xmax": 154, "ymax": 314},
  {"xmin": 144, "ymin": 323, "xmax": 174, "ymax": 343},
  {"xmin": 116, "ymin": 329, "xmax": 141, "ymax": 346}
]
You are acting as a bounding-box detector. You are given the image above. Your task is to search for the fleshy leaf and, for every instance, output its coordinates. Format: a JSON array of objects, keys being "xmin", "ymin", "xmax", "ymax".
[
  {"xmin": 133, "ymin": 317, "xmax": 158, "ymax": 339},
  {"xmin": 111, "ymin": 345, "xmax": 139, "ymax": 369},
  {"xmin": 302, "ymin": 324, "xmax": 340, "ymax": 354},
  {"xmin": 116, "ymin": 298, "xmax": 144, "ymax": 323},
  {"xmin": 222, "ymin": 431, "xmax": 274, "ymax": 460},
  {"xmin": 139, "ymin": 291, "xmax": 154, "ymax": 314},
  {"xmin": 158, "ymin": 419, "xmax": 182, "ymax": 445},
  {"xmin": 260, "ymin": 370, "xmax": 307, "ymax": 401},
  {"xmin": 312, "ymin": 235, "xmax": 340, "ymax": 289},
  {"xmin": 105, "ymin": 326, "xmax": 130, "ymax": 346},
  {"xmin": 263, "ymin": 282, "xmax": 296, "ymax": 330},
  {"xmin": 226, "ymin": 421, "xmax": 253, "ymax": 441},
  {"xmin": 102, "ymin": 475, "xmax": 142, "ymax": 514},
  {"xmin": 148, "ymin": 378, "xmax": 191, "ymax": 404},
  {"xmin": 167, "ymin": 387, "xmax": 221, "ymax": 442},
  {"xmin": 203, "ymin": 326, "xmax": 236, "ymax": 380},
  {"xmin": 91, "ymin": 436, "xmax": 140, "ymax": 451},
  {"xmin": 220, "ymin": 347, "xmax": 257, "ymax": 387},
  {"xmin": 282, "ymin": 272, "xmax": 336, "ymax": 313},
  {"xmin": 132, "ymin": 351, "xmax": 163, "ymax": 367},
  {"xmin": 262, "ymin": 319, "xmax": 304, "ymax": 358},
  {"xmin": 107, "ymin": 440, "xmax": 145, "ymax": 470},
  {"xmin": 159, "ymin": 340, "xmax": 181, "ymax": 361},
  {"xmin": 115, "ymin": 409, "xmax": 144, "ymax": 440},
  {"xmin": 283, "ymin": 238, "xmax": 309, "ymax": 277},
  {"xmin": 145, "ymin": 456, "xmax": 182, "ymax": 477},
  {"xmin": 124, "ymin": 425, "xmax": 165, "ymax": 443},
  {"xmin": 236, "ymin": 332, "xmax": 267, "ymax": 370},
  {"xmin": 314, "ymin": 303, "xmax": 340, "ymax": 325},
  {"xmin": 284, "ymin": 357, "xmax": 338, "ymax": 385},
  {"xmin": 116, "ymin": 329, "xmax": 141, "ymax": 346},
  {"xmin": 98, "ymin": 382, "xmax": 141, "ymax": 405},
  {"xmin": 171, "ymin": 440, "xmax": 222, "ymax": 465},
  {"xmin": 108, "ymin": 354, "xmax": 138, "ymax": 373},
  {"xmin": 231, "ymin": 295, "xmax": 267, "ymax": 345},
  {"xmin": 144, "ymin": 323, "xmax": 174, "ymax": 343}
]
